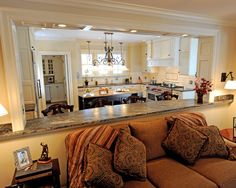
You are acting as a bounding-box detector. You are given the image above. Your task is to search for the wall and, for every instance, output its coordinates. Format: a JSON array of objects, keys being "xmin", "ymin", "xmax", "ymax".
[
  {"xmin": 0, "ymin": 40, "xmax": 10, "ymax": 124},
  {"xmin": 34, "ymin": 40, "xmax": 81, "ymax": 110},
  {"xmin": 0, "ymin": 104, "xmax": 231, "ymax": 188}
]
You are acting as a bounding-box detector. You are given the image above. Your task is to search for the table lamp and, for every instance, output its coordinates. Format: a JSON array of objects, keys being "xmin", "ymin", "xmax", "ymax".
[{"xmin": 0, "ymin": 104, "xmax": 8, "ymax": 117}]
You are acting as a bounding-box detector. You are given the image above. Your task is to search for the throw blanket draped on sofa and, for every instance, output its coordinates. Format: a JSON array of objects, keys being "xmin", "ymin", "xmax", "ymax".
[{"xmin": 65, "ymin": 125, "xmax": 118, "ymax": 188}]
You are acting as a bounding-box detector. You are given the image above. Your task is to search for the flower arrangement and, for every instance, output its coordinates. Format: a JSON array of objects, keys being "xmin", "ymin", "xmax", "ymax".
[{"xmin": 194, "ymin": 78, "xmax": 213, "ymax": 95}]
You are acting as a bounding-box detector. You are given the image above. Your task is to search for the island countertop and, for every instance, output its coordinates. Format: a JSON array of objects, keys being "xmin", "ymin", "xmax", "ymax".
[{"xmin": 0, "ymin": 99, "xmax": 232, "ymax": 141}]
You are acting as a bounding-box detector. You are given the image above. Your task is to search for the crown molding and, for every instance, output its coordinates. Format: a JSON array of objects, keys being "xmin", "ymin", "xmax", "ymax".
[
  {"xmin": 20, "ymin": 0, "xmax": 236, "ymax": 27},
  {"xmin": 1, "ymin": 0, "xmax": 236, "ymax": 27}
]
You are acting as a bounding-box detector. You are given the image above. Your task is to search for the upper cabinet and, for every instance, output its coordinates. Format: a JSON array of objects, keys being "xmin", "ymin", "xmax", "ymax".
[
  {"xmin": 146, "ymin": 37, "xmax": 199, "ymax": 76},
  {"xmin": 146, "ymin": 37, "xmax": 178, "ymax": 67},
  {"xmin": 152, "ymin": 39, "xmax": 174, "ymax": 59},
  {"xmin": 151, "ymin": 38, "xmax": 175, "ymax": 60},
  {"xmin": 178, "ymin": 38, "xmax": 198, "ymax": 76},
  {"xmin": 43, "ymin": 59, "xmax": 54, "ymax": 75}
]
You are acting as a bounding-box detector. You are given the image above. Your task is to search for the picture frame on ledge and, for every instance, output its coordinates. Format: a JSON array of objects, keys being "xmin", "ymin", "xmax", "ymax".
[
  {"xmin": 233, "ymin": 117, "xmax": 236, "ymax": 138},
  {"xmin": 13, "ymin": 146, "xmax": 33, "ymax": 170}
]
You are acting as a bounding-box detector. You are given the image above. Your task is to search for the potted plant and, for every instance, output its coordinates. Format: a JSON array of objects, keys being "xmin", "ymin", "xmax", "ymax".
[{"xmin": 194, "ymin": 78, "xmax": 213, "ymax": 104}]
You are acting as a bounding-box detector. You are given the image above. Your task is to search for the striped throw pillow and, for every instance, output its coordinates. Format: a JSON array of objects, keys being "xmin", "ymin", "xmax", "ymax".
[{"xmin": 90, "ymin": 125, "xmax": 119, "ymax": 149}]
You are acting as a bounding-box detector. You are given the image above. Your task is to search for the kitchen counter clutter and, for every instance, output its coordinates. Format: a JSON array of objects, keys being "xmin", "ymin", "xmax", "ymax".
[{"xmin": 0, "ymin": 99, "xmax": 233, "ymax": 141}]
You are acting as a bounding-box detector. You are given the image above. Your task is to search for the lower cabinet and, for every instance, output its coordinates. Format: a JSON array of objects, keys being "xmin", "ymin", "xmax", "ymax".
[{"xmin": 45, "ymin": 83, "xmax": 66, "ymax": 103}]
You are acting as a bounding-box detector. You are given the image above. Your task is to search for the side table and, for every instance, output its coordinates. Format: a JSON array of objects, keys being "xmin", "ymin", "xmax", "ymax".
[
  {"xmin": 220, "ymin": 128, "xmax": 236, "ymax": 142},
  {"xmin": 6, "ymin": 158, "xmax": 60, "ymax": 188}
]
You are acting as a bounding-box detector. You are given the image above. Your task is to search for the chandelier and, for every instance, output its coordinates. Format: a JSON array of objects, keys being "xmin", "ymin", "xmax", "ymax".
[{"xmin": 92, "ymin": 32, "xmax": 125, "ymax": 66}]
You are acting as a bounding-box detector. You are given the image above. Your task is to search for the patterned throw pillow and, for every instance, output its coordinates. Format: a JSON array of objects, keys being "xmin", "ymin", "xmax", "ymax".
[
  {"xmin": 192, "ymin": 125, "xmax": 228, "ymax": 158},
  {"xmin": 84, "ymin": 143, "xmax": 124, "ymax": 188},
  {"xmin": 162, "ymin": 119, "xmax": 208, "ymax": 165},
  {"xmin": 114, "ymin": 130, "xmax": 147, "ymax": 180}
]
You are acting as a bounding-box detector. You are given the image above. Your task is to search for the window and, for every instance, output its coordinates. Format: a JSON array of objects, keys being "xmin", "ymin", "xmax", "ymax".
[
  {"xmin": 81, "ymin": 54, "xmax": 93, "ymax": 75},
  {"xmin": 81, "ymin": 53, "xmax": 128, "ymax": 75}
]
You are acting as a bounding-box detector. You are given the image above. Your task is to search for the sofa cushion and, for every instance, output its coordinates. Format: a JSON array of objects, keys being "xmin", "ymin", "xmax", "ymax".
[
  {"xmin": 114, "ymin": 130, "xmax": 146, "ymax": 180},
  {"xmin": 84, "ymin": 143, "xmax": 124, "ymax": 188},
  {"xmin": 193, "ymin": 125, "xmax": 228, "ymax": 158},
  {"xmin": 162, "ymin": 119, "xmax": 208, "ymax": 164},
  {"xmin": 129, "ymin": 117, "xmax": 168, "ymax": 160},
  {"xmin": 123, "ymin": 180, "xmax": 156, "ymax": 188},
  {"xmin": 189, "ymin": 158, "xmax": 236, "ymax": 188},
  {"xmin": 147, "ymin": 157, "xmax": 217, "ymax": 188}
]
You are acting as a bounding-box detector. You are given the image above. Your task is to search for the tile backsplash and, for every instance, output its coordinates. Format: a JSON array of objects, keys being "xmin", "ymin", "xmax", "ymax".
[{"xmin": 80, "ymin": 67, "xmax": 195, "ymax": 88}]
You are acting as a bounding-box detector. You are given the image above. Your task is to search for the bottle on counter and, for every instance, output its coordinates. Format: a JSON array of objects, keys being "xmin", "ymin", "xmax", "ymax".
[{"xmin": 137, "ymin": 76, "xmax": 142, "ymax": 84}]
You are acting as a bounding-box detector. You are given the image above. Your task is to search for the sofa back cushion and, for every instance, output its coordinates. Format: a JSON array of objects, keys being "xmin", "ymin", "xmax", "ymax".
[{"xmin": 129, "ymin": 116, "xmax": 168, "ymax": 161}]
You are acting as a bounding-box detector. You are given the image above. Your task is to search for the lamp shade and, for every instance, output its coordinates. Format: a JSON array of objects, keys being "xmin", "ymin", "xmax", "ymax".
[
  {"xmin": 224, "ymin": 80, "xmax": 236, "ymax": 89},
  {"xmin": 0, "ymin": 104, "xmax": 8, "ymax": 116}
]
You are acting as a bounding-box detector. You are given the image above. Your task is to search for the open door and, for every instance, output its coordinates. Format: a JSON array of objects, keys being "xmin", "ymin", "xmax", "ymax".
[{"xmin": 33, "ymin": 51, "xmax": 46, "ymax": 118}]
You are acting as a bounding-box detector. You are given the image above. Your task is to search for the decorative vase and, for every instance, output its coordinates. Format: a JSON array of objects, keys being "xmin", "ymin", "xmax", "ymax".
[
  {"xmin": 84, "ymin": 80, "xmax": 89, "ymax": 86},
  {"xmin": 197, "ymin": 93, "xmax": 204, "ymax": 104}
]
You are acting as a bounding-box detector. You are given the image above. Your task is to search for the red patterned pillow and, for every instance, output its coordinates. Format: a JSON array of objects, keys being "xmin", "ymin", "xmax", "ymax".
[
  {"xmin": 84, "ymin": 143, "xmax": 124, "ymax": 188},
  {"xmin": 114, "ymin": 130, "xmax": 147, "ymax": 180},
  {"xmin": 162, "ymin": 119, "xmax": 208, "ymax": 165}
]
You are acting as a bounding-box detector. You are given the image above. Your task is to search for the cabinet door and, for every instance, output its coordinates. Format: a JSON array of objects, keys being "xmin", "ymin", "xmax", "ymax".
[
  {"xmin": 161, "ymin": 39, "xmax": 172, "ymax": 58},
  {"xmin": 51, "ymin": 84, "xmax": 65, "ymax": 102},
  {"xmin": 179, "ymin": 38, "xmax": 190, "ymax": 52},
  {"xmin": 152, "ymin": 39, "xmax": 174, "ymax": 59},
  {"xmin": 45, "ymin": 85, "xmax": 51, "ymax": 101},
  {"xmin": 179, "ymin": 53, "xmax": 190, "ymax": 75},
  {"xmin": 146, "ymin": 41, "xmax": 152, "ymax": 60}
]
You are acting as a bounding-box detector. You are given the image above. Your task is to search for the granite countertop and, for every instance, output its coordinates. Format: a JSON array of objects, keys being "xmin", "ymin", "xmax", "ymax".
[
  {"xmin": 78, "ymin": 83, "xmax": 147, "ymax": 88},
  {"xmin": 0, "ymin": 99, "xmax": 232, "ymax": 141}
]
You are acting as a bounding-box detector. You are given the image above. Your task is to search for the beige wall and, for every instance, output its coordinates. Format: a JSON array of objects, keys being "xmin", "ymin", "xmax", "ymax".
[
  {"xmin": 0, "ymin": 104, "xmax": 231, "ymax": 187},
  {"xmin": 34, "ymin": 40, "xmax": 81, "ymax": 110},
  {"xmin": 0, "ymin": 40, "xmax": 10, "ymax": 124}
]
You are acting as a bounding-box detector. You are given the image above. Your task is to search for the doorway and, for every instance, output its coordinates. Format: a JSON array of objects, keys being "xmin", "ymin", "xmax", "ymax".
[
  {"xmin": 42, "ymin": 55, "xmax": 67, "ymax": 105},
  {"xmin": 33, "ymin": 51, "xmax": 74, "ymax": 118}
]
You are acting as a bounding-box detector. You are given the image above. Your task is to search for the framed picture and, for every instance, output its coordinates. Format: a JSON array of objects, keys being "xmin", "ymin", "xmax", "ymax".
[
  {"xmin": 13, "ymin": 147, "xmax": 33, "ymax": 170},
  {"xmin": 233, "ymin": 117, "xmax": 236, "ymax": 138}
]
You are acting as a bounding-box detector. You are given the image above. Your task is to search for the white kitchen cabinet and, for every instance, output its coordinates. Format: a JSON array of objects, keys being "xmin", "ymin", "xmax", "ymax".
[
  {"xmin": 175, "ymin": 90, "xmax": 195, "ymax": 99},
  {"xmin": 42, "ymin": 58, "xmax": 54, "ymax": 75},
  {"xmin": 146, "ymin": 41, "xmax": 152, "ymax": 60},
  {"xmin": 50, "ymin": 83, "xmax": 66, "ymax": 102},
  {"xmin": 152, "ymin": 38, "xmax": 175, "ymax": 59},
  {"xmin": 179, "ymin": 38, "xmax": 198, "ymax": 75},
  {"xmin": 147, "ymin": 37, "xmax": 179, "ymax": 67},
  {"xmin": 45, "ymin": 85, "xmax": 51, "ymax": 102}
]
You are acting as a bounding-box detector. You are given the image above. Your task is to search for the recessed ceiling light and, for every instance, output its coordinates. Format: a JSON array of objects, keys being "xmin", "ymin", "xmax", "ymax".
[
  {"xmin": 58, "ymin": 24, "xmax": 67, "ymax": 28},
  {"xmin": 82, "ymin": 25, "xmax": 93, "ymax": 31},
  {"xmin": 182, "ymin": 34, "xmax": 189, "ymax": 37},
  {"xmin": 130, "ymin": 29, "xmax": 137, "ymax": 33}
]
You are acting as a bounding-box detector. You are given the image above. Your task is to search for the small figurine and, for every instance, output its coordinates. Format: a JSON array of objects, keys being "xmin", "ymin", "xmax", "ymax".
[{"xmin": 38, "ymin": 142, "xmax": 51, "ymax": 163}]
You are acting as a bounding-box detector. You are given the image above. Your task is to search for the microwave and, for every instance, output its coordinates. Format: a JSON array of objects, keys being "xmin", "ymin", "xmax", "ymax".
[{"xmin": 47, "ymin": 76, "xmax": 55, "ymax": 83}]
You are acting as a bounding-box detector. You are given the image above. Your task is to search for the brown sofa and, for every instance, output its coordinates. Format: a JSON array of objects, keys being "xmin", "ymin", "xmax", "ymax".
[{"xmin": 67, "ymin": 112, "xmax": 236, "ymax": 188}]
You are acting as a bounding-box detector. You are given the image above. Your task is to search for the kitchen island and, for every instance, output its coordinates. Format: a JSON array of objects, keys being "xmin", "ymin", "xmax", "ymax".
[{"xmin": 78, "ymin": 90, "xmax": 142, "ymax": 110}]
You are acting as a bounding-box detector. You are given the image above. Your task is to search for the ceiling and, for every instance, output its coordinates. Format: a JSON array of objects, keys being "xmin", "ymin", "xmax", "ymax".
[{"xmin": 32, "ymin": 28, "xmax": 162, "ymax": 42}]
